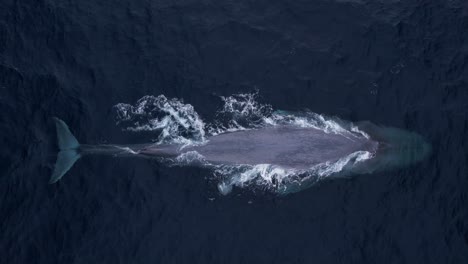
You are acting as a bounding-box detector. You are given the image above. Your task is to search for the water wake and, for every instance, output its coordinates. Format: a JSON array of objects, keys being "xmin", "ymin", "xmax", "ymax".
[{"xmin": 113, "ymin": 93, "xmax": 429, "ymax": 195}]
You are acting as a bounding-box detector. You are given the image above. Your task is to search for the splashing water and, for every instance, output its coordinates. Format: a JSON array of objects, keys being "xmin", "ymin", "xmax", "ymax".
[
  {"xmin": 113, "ymin": 95, "xmax": 206, "ymax": 145},
  {"xmin": 112, "ymin": 93, "xmax": 384, "ymax": 195},
  {"xmin": 214, "ymin": 150, "xmax": 372, "ymax": 195},
  {"xmin": 208, "ymin": 92, "xmax": 273, "ymax": 135}
]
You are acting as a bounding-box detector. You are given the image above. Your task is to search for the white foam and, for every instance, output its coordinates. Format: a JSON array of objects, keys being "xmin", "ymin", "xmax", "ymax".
[
  {"xmin": 215, "ymin": 150, "xmax": 373, "ymax": 194},
  {"xmin": 217, "ymin": 182, "xmax": 233, "ymax": 196},
  {"xmin": 114, "ymin": 93, "xmax": 375, "ymax": 195},
  {"xmin": 114, "ymin": 95, "xmax": 206, "ymax": 146},
  {"xmin": 213, "ymin": 92, "xmax": 369, "ymax": 139},
  {"xmin": 219, "ymin": 92, "xmax": 273, "ymax": 118},
  {"xmin": 175, "ymin": 151, "xmax": 207, "ymax": 165},
  {"xmin": 113, "ymin": 146, "xmax": 140, "ymax": 155}
]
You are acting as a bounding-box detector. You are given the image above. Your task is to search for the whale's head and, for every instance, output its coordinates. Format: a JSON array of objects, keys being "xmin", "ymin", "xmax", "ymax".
[{"xmin": 350, "ymin": 121, "xmax": 432, "ymax": 174}]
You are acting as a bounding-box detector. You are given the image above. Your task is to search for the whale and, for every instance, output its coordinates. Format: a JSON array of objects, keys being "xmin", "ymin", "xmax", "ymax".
[
  {"xmin": 50, "ymin": 117, "xmax": 431, "ymax": 194},
  {"xmin": 142, "ymin": 125, "xmax": 379, "ymax": 169}
]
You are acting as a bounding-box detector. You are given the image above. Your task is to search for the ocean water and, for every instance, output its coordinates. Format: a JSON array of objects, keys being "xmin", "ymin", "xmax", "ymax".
[{"xmin": 1, "ymin": 0, "xmax": 468, "ymax": 263}]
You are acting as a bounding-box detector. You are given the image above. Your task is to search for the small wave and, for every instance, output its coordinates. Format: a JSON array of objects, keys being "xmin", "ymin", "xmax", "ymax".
[
  {"xmin": 214, "ymin": 150, "xmax": 373, "ymax": 195},
  {"xmin": 113, "ymin": 95, "xmax": 206, "ymax": 145},
  {"xmin": 219, "ymin": 92, "xmax": 273, "ymax": 120},
  {"xmin": 174, "ymin": 151, "xmax": 207, "ymax": 165},
  {"xmin": 212, "ymin": 92, "xmax": 369, "ymax": 139},
  {"xmin": 266, "ymin": 111, "xmax": 368, "ymax": 139},
  {"xmin": 208, "ymin": 92, "xmax": 273, "ymax": 135}
]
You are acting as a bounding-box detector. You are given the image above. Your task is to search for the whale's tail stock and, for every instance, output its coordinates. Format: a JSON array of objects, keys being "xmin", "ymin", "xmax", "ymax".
[{"xmin": 50, "ymin": 117, "xmax": 81, "ymax": 183}]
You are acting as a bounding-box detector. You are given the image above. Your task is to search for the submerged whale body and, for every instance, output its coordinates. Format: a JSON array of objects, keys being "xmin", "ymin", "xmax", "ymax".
[
  {"xmin": 50, "ymin": 117, "xmax": 430, "ymax": 195},
  {"xmin": 143, "ymin": 126, "xmax": 379, "ymax": 169}
]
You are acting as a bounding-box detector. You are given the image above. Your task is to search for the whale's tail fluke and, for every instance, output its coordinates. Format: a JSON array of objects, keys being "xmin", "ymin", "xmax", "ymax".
[{"xmin": 50, "ymin": 117, "xmax": 81, "ymax": 183}]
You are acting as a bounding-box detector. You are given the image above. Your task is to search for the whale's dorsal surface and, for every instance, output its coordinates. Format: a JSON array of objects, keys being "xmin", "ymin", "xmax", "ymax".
[
  {"xmin": 51, "ymin": 118, "xmax": 429, "ymax": 191},
  {"xmin": 149, "ymin": 126, "xmax": 379, "ymax": 169}
]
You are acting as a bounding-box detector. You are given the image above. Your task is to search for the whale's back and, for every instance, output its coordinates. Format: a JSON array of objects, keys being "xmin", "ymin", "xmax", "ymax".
[{"xmin": 184, "ymin": 126, "xmax": 378, "ymax": 169}]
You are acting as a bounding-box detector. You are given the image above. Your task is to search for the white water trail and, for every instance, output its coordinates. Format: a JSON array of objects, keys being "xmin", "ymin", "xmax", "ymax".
[{"xmin": 113, "ymin": 92, "xmax": 374, "ymax": 195}]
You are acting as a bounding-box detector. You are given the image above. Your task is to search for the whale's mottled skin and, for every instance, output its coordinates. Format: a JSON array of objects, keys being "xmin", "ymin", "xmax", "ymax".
[
  {"xmin": 141, "ymin": 126, "xmax": 379, "ymax": 169},
  {"xmin": 50, "ymin": 118, "xmax": 430, "ymax": 187}
]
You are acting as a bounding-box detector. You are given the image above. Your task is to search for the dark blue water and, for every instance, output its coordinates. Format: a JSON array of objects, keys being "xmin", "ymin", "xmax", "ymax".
[{"xmin": 1, "ymin": 0, "xmax": 468, "ymax": 263}]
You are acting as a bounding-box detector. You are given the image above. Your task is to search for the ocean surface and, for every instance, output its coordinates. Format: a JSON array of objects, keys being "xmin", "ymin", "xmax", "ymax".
[{"xmin": 1, "ymin": 0, "xmax": 468, "ymax": 263}]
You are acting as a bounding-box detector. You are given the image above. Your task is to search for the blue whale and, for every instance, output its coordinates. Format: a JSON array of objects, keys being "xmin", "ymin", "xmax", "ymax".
[{"xmin": 50, "ymin": 118, "xmax": 431, "ymax": 194}]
